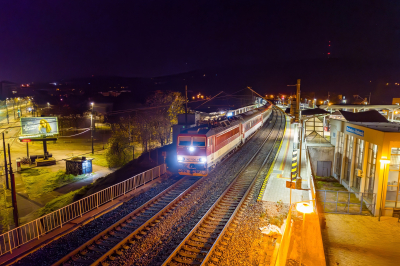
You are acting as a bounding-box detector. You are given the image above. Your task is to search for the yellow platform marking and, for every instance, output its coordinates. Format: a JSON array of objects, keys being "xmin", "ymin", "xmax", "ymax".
[{"xmin": 257, "ymin": 114, "xmax": 287, "ymax": 201}]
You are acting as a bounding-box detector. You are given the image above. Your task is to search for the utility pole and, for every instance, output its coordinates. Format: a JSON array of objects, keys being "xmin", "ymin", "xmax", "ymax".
[
  {"xmin": 3, "ymin": 133, "xmax": 9, "ymax": 189},
  {"xmin": 8, "ymin": 143, "xmax": 19, "ymax": 228},
  {"xmin": 297, "ymin": 79, "xmax": 303, "ymax": 188},
  {"xmin": 13, "ymin": 99, "xmax": 16, "ymax": 120},
  {"xmin": 295, "ymin": 79, "xmax": 300, "ymax": 123},
  {"xmin": 6, "ymin": 101, "xmax": 9, "ymax": 124},
  {"xmin": 185, "ymin": 85, "xmax": 188, "ymax": 127}
]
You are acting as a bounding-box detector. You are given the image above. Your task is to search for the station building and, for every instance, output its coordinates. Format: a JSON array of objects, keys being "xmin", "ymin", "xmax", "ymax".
[{"xmin": 329, "ymin": 110, "xmax": 400, "ymax": 216}]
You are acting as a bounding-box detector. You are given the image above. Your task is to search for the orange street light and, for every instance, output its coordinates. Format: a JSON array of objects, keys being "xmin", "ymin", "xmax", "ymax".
[
  {"xmin": 296, "ymin": 202, "xmax": 314, "ymax": 214},
  {"xmin": 296, "ymin": 200, "xmax": 314, "ymax": 266}
]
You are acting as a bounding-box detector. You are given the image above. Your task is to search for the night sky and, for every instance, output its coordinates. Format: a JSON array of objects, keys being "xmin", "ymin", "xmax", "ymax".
[{"xmin": 1, "ymin": 0, "xmax": 400, "ymax": 83}]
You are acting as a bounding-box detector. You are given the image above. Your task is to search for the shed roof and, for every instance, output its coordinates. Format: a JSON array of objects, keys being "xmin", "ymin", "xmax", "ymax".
[
  {"xmin": 301, "ymin": 108, "xmax": 330, "ymax": 116},
  {"xmin": 339, "ymin": 110, "xmax": 388, "ymax": 122}
]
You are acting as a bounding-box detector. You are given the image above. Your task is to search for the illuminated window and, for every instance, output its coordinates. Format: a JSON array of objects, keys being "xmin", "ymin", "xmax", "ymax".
[
  {"xmin": 352, "ymin": 138, "xmax": 364, "ymax": 191},
  {"xmin": 344, "ymin": 135, "xmax": 353, "ymax": 183},
  {"xmin": 365, "ymin": 143, "xmax": 377, "ymax": 200}
]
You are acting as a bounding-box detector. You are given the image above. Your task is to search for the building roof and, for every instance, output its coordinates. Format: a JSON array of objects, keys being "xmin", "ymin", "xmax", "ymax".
[
  {"xmin": 339, "ymin": 110, "xmax": 388, "ymax": 123},
  {"xmin": 301, "ymin": 108, "xmax": 330, "ymax": 116},
  {"xmin": 320, "ymin": 104, "xmax": 400, "ymax": 111}
]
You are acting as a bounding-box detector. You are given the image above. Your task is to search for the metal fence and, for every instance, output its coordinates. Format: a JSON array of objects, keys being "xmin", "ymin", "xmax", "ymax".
[
  {"xmin": 0, "ymin": 164, "xmax": 167, "ymax": 256},
  {"xmin": 316, "ymin": 190, "xmax": 376, "ymax": 215}
]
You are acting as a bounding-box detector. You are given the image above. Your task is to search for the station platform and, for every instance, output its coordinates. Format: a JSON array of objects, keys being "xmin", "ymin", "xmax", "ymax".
[{"xmin": 261, "ymin": 118, "xmax": 309, "ymax": 203}]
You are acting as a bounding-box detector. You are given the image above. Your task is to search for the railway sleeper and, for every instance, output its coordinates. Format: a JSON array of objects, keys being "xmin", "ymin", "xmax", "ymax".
[
  {"xmin": 179, "ymin": 250, "xmax": 206, "ymax": 259},
  {"xmin": 117, "ymin": 227, "xmax": 134, "ymax": 233},
  {"xmin": 199, "ymin": 227, "xmax": 222, "ymax": 234},
  {"xmin": 190, "ymin": 236, "xmax": 215, "ymax": 243},
  {"xmin": 172, "ymin": 256, "xmax": 202, "ymax": 265},
  {"xmin": 186, "ymin": 241, "xmax": 212, "ymax": 249},
  {"xmin": 212, "ymin": 208, "xmax": 234, "ymax": 214},
  {"xmin": 99, "ymin": 237, "xmax": 121, "ymax": 244},
  {"xmin": 207, "ymin": 217, "xmax": 229, "ymax": 222},
  {"xmin": 194, "ymin": 232, "xmax": 219, "ymax": 239},
  {"xmin": 209, "ymin": 211, "xmax": 232, "ymax": 217},
  {"xmin": 201, "ymin": 223, "xmax": 225, "ymax": 229},
  {"xmin": 88, "ymin": 245, "xmax": 107, "ymax": 252},
  {"xmin": 111, "ymin": 231, "xmax": 129, "ymax": 238}
]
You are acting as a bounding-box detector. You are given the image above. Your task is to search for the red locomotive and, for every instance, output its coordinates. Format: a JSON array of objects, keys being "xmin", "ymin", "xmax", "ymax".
[{"xmin": 177, "ymin": 105, "xmax": 273, "ymax": 176}]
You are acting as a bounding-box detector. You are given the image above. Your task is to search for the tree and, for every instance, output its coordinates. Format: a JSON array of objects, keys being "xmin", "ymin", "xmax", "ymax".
[
  {"xmin": 145, "ymin": 91, "xmax": 185, "ymax": 146},
  {"xmin": 105, "ymin": 127, "xmax": 132, "ymax": 168}
]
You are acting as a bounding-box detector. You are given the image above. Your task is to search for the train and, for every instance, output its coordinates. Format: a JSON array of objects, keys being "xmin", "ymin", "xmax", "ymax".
[{"xmin": 176, "ymin": 104, "xmax": 273, "ymax": 176}]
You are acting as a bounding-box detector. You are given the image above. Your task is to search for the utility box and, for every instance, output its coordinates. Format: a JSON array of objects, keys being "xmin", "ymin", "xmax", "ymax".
[
  {"xmin": 16, "ymin": 158, "xmax": 22, "ymax": 172},
  {"xmin": 65, "ymin": 157, "xmax": 93, "ymax": 176}
]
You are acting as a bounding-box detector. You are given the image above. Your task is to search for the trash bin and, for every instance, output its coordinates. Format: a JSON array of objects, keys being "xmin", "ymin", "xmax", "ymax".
[{"xmin": 16, "ymin": 158, "xmax": 22, "ymax": 172}]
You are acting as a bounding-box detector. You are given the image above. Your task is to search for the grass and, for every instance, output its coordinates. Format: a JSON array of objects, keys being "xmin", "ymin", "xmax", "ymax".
[
  {"xmin": 35, "ymin": 186, "xmax": 88, "ymax": 217},
  {"xmin": 0, "ymin": 189, "xmax": 12, "ymax": 232},
  {"xmin": 21, "ymin": 168, "xmax": 87, "ymax": 199},
  {"xmin": 315, "ymin": 175, "xmax": 347, "ymax": 191},
  {"xmin": 87, "ymin": 152, "xmax": 109, "ymax": 167}
]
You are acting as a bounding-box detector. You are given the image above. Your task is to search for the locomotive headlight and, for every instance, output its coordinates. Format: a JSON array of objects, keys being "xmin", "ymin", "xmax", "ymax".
[
  {"xmin": 188, "ymin": 146, "xmax": 195, "ymax": 152},
  {"xmin": 200, "ymin": 157, "xmax": 207, "ymax": 163},
  {"xmin": 178, "ymin": 156, "xmax": 184, "ymax": 162}
]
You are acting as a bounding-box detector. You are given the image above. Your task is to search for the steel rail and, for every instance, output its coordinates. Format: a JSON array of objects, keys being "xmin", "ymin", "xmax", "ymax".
[
  {"xmin": 162, "ymin": 109, "xmax": 284, "ymax": 265},
  {"xmin": 52, "ymin": 175, "xmax": 200, "ymax": 266}
]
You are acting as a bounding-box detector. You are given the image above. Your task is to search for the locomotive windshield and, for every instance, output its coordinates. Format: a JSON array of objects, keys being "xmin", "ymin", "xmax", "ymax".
[
  {"xmin": 193, "ymin": 137, "xmax": 206, "ymax": 147},
  {"xmin": 178, "ymin": 136, "xmax": 191, "ymax": 146}
]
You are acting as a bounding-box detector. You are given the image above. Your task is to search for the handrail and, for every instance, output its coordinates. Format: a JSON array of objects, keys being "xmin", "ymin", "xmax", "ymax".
[
  {"xmin": 272, "ymin": 149, "xmax": 325, "ymax": 266},
  {"xmin": 0, "ymin": 163, "xmax": 167, "ymax": 256}
]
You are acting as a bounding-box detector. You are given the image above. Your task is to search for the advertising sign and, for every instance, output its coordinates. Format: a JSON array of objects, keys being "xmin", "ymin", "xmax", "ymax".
[
  {"xmin": 346, "ymin": 126, "xmax": 364, "ymax": 137},
  {"xmin": 21, "ymin": 117, "xmax": 59, "ymax": 137}
]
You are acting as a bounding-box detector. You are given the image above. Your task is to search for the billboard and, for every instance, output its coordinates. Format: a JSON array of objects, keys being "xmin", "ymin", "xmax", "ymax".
[{"xmin": 21, "ymin": 117, "xmax": 59, "ymax": 137}]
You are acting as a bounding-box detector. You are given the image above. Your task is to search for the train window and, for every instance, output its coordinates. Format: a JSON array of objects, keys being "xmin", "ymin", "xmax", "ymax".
[
  {"xmin": 178, "ymin": 136, "xmax": 191, "ymax": 146},
  {"xmin": 193, "ymin": 137, "xmax": 206, "ymax": 147},
  {"xmin": 208, "ymin": 138, "xmax": 212, "ymax": 147}
]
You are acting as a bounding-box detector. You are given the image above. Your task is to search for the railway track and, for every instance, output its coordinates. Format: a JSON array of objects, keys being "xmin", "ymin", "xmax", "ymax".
[
  {"xmin": 12, "ymin": 108, "xmax": 282, "ymax": 266},
  {"xmin": 53, "ymin": 175, "xmax": 203, "ymax": 266},
  {"xmin": 163, "ymin": 111, "xmax": 285, "ymax": 266},
  {"xmin": 53, "ymin": 113, "xmax": 281, "ymax": 266}
]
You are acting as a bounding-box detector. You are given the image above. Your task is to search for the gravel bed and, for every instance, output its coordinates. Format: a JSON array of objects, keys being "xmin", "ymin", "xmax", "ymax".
[
  {"xmin": 107, "ymin": 111, "xmax": 283, "ymax": 266},
  {"xmin": 13, "ymin": 174, "xmax": 183, "ymax": 266}
]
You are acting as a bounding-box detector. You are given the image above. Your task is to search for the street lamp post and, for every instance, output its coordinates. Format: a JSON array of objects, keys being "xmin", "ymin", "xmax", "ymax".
[
  {"xmin": 91, "ymin": 102, "xmax": 94, "ymax": 154},
  {"xmin": 296, "ymin": 201, "xmax": 314, "ymax": 266},
  {"xmin": 379, "ymin": 158, "xmax": 390, "ymax": 221},
  {"xmin": 13, "ymin": 98, "xmax": 16, "ymax": 119},
  {"xmin": 5, "ymin": 99, "xmax": 9, "ymax": 124}
]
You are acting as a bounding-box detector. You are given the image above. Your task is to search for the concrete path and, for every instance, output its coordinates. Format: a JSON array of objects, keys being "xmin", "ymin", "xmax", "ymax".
[
  {"xmin": 322, "ymin": 213, "xmax": 400, "ymax": 266},
  {"xmin": 262, "ymin": 118, "xmax": 309, "ymax": 203}
]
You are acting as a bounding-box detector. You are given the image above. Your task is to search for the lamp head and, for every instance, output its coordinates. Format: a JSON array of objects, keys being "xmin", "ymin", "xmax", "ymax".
[
  {"xmin": 380, "ymin": 157, "xmax": 390, "ymax": 165},
  {"xmin": 296, "ymin": 202, "xmax": 314, "ymax": 214}
]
